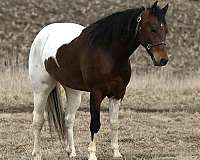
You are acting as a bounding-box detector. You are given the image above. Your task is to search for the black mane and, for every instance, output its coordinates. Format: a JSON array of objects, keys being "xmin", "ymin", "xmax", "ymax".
[{"xmin": 82, "ymin": 7, "xmax": 145, "ymax": 49}]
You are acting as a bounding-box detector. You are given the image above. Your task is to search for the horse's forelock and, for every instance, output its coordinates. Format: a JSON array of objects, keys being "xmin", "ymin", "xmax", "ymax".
[{"xmin": 148, "ymin": 5, "xmax": 167, "ymax": 24}]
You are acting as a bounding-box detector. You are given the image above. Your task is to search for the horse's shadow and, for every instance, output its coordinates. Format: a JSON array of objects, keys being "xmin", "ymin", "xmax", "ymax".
[{"xmin": 0, "ymin": 104, "xmax": 200, "ymax": 114}]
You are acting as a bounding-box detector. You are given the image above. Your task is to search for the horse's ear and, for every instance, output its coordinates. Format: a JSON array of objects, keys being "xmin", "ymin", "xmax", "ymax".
[
  {"xmin": 162, "ymin": 4, "xmax": 169, "ymax": 15},
  {"xmin": 151, "ymin": 1, "xmax": 158, "ymax": 13}
]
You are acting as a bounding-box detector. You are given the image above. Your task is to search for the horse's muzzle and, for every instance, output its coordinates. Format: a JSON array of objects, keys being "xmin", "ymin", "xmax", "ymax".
[{"xmin": 154, "ymin": 58, "xmax": 168, "ymax": 66}]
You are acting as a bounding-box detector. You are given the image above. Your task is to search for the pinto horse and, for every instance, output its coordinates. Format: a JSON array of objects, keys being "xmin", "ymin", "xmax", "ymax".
[{"xmin": 29, "ymin": 1, "xmax": 169, "ymax": 160}]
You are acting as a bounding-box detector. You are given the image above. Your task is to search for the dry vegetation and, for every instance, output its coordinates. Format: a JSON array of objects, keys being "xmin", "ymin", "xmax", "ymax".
[
  {"xmin": 1, "ymin": 0, "xmax": 200, "ymax": 159},
  {"xmin": 0, "ymin": 69, "xmax": 32, "ymax": 108},
  {"xmin": 1, "ymin": 68, "xmax": 200, "ymax": 113},
  {"xmin": 0, "ymin": 0, "xmax": 200, "ymax": 74},
  {"xmin": 1, "ymin": 111, "xmax": 200, "ymax": 160},
  {"xmin": 1, "ymin": 69, "xmax": 200, "ymax": 159}
]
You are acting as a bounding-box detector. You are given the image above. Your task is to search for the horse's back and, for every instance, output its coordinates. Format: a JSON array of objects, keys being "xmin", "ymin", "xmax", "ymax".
[
  {"xmin": 29, "ymin": 23, "xmax": 85, "ymax": 85},
  {"xmin": 29, "ymin": 23, "xmax": 84, "ymax": 65}
]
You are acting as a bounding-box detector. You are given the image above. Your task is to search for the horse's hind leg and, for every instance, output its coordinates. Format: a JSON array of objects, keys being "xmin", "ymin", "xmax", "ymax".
[
  {"xmin": 32, "ymin": 92, "xmax": 48, "ymax": 159},
  {"xmin": 109, "ymin": 98, "xmax": 122, "ymax": 158},
  {"xmin": 31, "ymin": 81, "xmax": 56, "ymax": 160},
  {"xmin": 64, "ymin": 86, "xmax": 82, "ymax": 157}
]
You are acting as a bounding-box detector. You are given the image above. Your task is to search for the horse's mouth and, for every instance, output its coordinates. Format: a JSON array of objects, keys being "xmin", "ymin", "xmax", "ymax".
[
  {"xmin": 147, "ymin": 50, "xmax": 168, "ymax": 67},
  {"xmin": 147, "ymin": 50, "xmax": 158, "ymax": 66},
  {"xmin": 152, "ymin": 58, "xmax": 168, "ymax": 67},
  {"xmin": 154, "ymin": 62, "xmax": 161, "ymax": 66}
]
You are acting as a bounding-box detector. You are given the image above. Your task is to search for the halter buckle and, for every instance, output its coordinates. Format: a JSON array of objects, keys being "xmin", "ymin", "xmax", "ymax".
[
  {"xmin": 146, "ymin": 44, "xmax": 151, "ymax": 50},
  {"xmin": 137, "ymin": 16, "xmax": 141, "ymax": 23}
]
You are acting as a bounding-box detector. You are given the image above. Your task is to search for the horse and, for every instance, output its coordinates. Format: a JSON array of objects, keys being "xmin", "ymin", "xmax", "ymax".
[{"xmin": 29, "ymin": 1, "xmax": 169, "ymax": 160}]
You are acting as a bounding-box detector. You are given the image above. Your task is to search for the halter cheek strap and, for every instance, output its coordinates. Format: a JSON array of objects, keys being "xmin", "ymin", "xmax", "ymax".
[{"xmin": 134, "ymin": 11, "xmax": 143, "ymax": 38}]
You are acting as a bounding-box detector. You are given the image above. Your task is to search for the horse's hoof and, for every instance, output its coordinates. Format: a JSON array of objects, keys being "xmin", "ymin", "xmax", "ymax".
[
  {"xmin": 113, "ymin": 150, "xmax": 122, "ymax": 158},
  {"xmin": 88, "ymin": 154, "xmax": 97, "ymax": 160},
  {"xmin": 66, "ymin": 146, "xmax": 76, "ymax": 158},
  {"xmin": 66, "ymin": 146, "xmax": 70, "ymax": 153},
  {"xmin": 69, "ymin": 152, "xmax": 76, "ymax": 158}
]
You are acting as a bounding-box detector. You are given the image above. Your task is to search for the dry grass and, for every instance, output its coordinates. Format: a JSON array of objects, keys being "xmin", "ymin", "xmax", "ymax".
[
  {"xmin": 1, "ymin": 69, "xmax": 200, "ymax": 159},
  {"xmin": 1, "ymin": 0, "xmax": 200, "ymax": 159},
  {"xmin": 123, "ymin": 69, "xmax": 200, "ymax": 113},
  {"xmin": 1, "ymin": 68, "xmax": 200, "ymax": 112},
  {"xmin": 130, "ymin": 69, "xmax": 200, "ymax": 91},
  {"xmin": 0, "ymin": 68, "xmax": 32, "ymax": 108}
]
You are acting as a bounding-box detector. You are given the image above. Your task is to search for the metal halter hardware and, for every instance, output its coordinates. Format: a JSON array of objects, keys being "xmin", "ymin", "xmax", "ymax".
[
  {"xmin": 146, "ymin": 41, "xmax": 166, "ymax": 50},
  {"xmin": 137, "ymin": 16, "xmax": 141, "ymax": 23},
  {"xmin": 134, "ymin": 12, "xmax": 143, "ymax": 37}
]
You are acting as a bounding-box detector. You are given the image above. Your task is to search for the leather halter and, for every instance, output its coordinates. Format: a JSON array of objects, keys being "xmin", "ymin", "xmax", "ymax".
[
  {"xmin": 135, "ymin": 9, "xmax": 166, "ymax": 50},
  {"xmin": 146, "ymin": 41, "xmax": 166, "ymax": 50}
]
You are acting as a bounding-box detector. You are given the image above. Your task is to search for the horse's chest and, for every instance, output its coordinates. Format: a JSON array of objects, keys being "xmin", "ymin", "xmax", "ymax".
[{"xmin": 81, "ymin": 53, "xmax": 131, "ymax": 97}]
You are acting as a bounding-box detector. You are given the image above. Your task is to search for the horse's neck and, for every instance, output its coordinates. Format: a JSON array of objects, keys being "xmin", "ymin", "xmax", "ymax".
[
  {"xmin": 110, "ymin": 38, "xmax": 140, "ymax": 62},
  {"xmin": 126, "ymin": 38, "xmax": 140, "ymax": 56}
]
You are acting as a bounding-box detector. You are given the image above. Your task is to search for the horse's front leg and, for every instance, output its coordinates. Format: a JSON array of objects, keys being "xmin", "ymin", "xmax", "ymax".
[
  {"xmin": 88, "ymin": 90, "xmax": 105, "ymax": 160},
  {"xmin": 109, "ymin": 98, "xmax": 122, "ymax": 158}
]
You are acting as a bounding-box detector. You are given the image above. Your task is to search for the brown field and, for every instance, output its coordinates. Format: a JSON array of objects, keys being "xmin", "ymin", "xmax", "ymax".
[
  {"xmin": 1, "ymin": 69, "xmax": 200, "ymax": 160},
  {"xmin": 1, "ymin": 0, "xmax": 200, "ymax": 159}
]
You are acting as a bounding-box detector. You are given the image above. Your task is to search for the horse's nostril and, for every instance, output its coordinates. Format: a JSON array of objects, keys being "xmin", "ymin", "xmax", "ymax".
[{"xmin": 160, "ymin": 58, "xmax": 168, "ymax": 66}]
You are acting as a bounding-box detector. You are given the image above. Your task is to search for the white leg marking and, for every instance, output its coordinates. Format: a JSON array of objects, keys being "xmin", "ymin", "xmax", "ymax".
[
  {"xmin": 64, "ymin": 87, "xmax": 81, "ymax": 157},
  {"xmin": 32, "ymin": 92, "xmax": 49, "ymax": 160},
  {"xmin": 109, "ymin": 98, "xmax": 122, "ymax": 158},
  {"xmin": 88, "ymin": 135, "xmax": 97, "ymax": 160}
]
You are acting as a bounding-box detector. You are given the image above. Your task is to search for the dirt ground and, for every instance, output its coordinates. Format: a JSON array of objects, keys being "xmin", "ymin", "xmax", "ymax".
[
  {"xmin": 1, "ymin": 103, "xmax": 200, "ymax": 160},
  {"xmin": 1, "ymin": 71, "xmax": 200, "ymax": 160}
]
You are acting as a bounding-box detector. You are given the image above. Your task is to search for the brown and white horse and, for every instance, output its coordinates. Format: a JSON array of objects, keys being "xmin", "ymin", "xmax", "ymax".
[{"xmin": 29, "ymin": 1, "xmax": 169, "ymax": 160}]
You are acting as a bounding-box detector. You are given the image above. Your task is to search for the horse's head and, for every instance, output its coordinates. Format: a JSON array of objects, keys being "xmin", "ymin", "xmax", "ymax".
[{"xmin": 138, "ymin": 1, "xmax": 169, "ymax": 66}]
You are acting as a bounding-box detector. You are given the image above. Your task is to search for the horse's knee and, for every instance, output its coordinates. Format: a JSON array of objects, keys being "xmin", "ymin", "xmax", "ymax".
[
  {"xmin": 110, "ymin": 121, "xmax": 119, "ymax": 130},
  {"xmin": 32, "ymin": 110, "xmax": 45, "ymax": 131},
  {"xmin": 90, "ymin": 119, "xmax": 101, "ymax": 134},
  {"xmin": 90, "ymin": 109, "xmax": 101, "ymax": 133},
  {"xmin": 32, "ymin": 120, "xmax": 44, "ymax": 131},
  {"xmin": 65, "ymin": 114, "xmax": 75, "ymax": 128},
  {"xmin": 110, "ymin": 116, "xmax": 119, "ymax": 130},
  {"xmin": 33, "ymin": 110, "xmax": 44, "ymax": 122}
]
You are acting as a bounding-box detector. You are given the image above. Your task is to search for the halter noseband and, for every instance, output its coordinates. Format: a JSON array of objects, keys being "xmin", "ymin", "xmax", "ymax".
[
  {"xmin": 146, "ymin": 41, "xmax": 166, "ymax": 50},
  {"xmin": 135, "ymin": 10, "xmax": 166, "ymax": 50}
]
